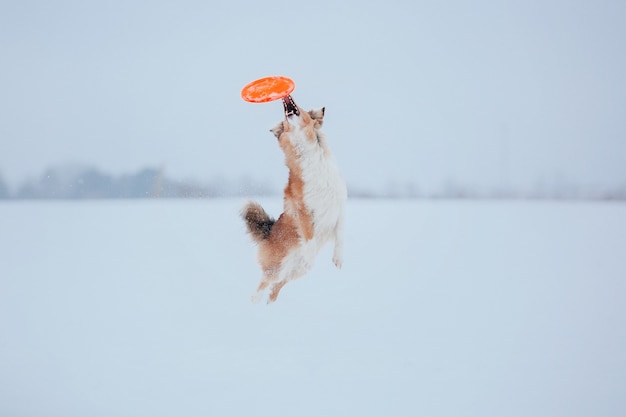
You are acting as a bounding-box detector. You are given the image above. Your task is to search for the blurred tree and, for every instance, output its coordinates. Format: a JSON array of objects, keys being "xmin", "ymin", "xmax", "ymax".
[
  {"xmin": 74, "ymin": 168, "xmax": 115, "ymax": 198},
  {"xmin": 117, "ymin": 168, "xmax": 161, "ymax": 198}
]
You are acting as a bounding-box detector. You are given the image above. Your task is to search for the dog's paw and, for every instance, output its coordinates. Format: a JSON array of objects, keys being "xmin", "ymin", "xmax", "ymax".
[
  {"xmin": 333, "ymin": 255, "xmax": 343, "ymax": 269},
  {"xmin": 333, "ymin": 245, "xmax": 344, "ymax": 269}
]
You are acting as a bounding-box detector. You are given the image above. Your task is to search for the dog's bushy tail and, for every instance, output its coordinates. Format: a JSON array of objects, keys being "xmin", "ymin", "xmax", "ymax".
[{"xmin": 241, "ymin": 201, "xmax": 275, "ymax": 243}]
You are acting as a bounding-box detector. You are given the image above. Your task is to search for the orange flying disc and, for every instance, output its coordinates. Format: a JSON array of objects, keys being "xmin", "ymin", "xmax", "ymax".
[{"xmin": 241, "ymin": 76, "xmax": 295, "ymax": 103}]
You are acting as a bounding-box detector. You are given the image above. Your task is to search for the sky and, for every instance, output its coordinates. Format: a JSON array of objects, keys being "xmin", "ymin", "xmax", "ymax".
[{"xmin": 1, "ymin": 0, "xmax": 625, "ymax": 194}]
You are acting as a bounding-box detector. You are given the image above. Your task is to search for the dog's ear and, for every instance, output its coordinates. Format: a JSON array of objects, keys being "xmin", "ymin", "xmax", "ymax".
[
  {"xmin": 270, "ymin": 121, "xmax": 284, "ymax": 139},
  {"xmin": 308, "ymin": 107, "xmax": 325, "ymax": 128}
]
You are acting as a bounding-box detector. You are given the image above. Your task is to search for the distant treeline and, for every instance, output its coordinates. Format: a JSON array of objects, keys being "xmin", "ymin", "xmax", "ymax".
[
  {"xmin": 0, "ymin": 165, "xmax": 625, "ymax": 201},
  {"xmin": 0, "ymin": 165, "xmax": 273, "ymax": 200}
]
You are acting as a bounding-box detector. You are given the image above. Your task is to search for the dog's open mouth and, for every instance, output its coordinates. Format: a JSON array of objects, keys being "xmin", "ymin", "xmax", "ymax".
[{"xmin": 282, "ymin": 95, "xmax": 300, "ymax": 118}]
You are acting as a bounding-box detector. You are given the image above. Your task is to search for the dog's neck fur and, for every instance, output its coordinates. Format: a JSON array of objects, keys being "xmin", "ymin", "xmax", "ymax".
[{"xmin": 273, "ymin": 107, "xmax": 345, "ymax": 244}]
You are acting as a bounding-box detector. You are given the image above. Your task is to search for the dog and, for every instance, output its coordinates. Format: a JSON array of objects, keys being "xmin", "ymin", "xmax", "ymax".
[{"xmin": 241, "ymin": 95, "xmax": 347, "ymax": 303}]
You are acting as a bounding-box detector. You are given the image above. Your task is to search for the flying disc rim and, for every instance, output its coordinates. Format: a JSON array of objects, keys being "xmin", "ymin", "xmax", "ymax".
[{"xmin": 241, "ymin": 76, "xmax": 295, "ymax": 103}]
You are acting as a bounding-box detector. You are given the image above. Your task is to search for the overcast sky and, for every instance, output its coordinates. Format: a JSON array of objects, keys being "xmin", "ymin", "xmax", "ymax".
[{"xmin": 1, "ymin": 0, "xmax": 624, "ymax": 193}]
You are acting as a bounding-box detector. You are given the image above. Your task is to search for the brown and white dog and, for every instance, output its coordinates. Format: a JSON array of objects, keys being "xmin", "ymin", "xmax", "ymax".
[{"xmin": 242, "ymin": 95, "xmax": 347, "ymax": 303}]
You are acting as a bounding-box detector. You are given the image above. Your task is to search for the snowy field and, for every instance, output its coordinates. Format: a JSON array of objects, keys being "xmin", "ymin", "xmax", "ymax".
[{"xmin": 1, "ymin": 198, "xmax": 625, "ymax": 417}]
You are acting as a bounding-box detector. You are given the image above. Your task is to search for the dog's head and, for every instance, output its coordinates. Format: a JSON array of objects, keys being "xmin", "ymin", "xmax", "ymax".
[{"xmin": 270, "ymin": 96, "xmax": 325, "ymax": 141}]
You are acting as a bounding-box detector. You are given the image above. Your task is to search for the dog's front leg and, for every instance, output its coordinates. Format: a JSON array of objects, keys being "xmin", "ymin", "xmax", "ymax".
[{"xmin": 332, "ymin": 213, "xmax": 345, "ymax": 269}]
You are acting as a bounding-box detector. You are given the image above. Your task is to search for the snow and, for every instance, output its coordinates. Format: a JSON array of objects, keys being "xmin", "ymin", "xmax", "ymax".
[{"xmin": 1, "ymin": 199, "xmax": 625, "ymax": 417}]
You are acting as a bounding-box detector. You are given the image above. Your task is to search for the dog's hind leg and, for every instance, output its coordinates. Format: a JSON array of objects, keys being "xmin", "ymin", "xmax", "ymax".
[
  {"xmin": 251, "ymin": 269, "xmax": 277, "ymax": 304},
  {"xmin": 266, "ymin": 245, "xmax": 315, "ymax": 303},
  {"xmin": 268, "ymin": 280, "xmax": 287, "ymax": 303},
  {"xmin": 251, "ymin": 280, "xmax": 269, "ymax": 304}
]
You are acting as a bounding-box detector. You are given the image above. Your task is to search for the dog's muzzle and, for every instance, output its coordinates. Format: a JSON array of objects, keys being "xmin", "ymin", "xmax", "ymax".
[{"xmin": 282, "ymin": 95, "xmax": 300, "ymax": 118}]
